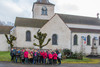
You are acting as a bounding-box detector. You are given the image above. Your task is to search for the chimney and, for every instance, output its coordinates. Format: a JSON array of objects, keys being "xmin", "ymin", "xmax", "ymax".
[{"xmin": 97, "ymin": 13, "xmax": 99, "ymax": 19}]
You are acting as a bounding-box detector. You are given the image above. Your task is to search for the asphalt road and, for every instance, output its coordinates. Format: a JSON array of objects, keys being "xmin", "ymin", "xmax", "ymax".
[{"xmin": 0, "ymin": 62, "xmax": 100, "ymax": 67}]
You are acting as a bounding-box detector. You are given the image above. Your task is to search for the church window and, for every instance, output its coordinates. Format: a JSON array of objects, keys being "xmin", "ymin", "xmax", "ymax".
[
  {"xmin": 42, "ymin": 6, "xmax": 47, "ymax": 15},
  {"xmin": 73, "ymin": 35, "xmax": 78, "ymax": 45},
  {"xmin": 26, "ymin": 31, "xmax": 31, "ymax": 41},
  {"xmin": 87, "ymin": 35, "xmax": 91, "ymax": 45},
  {"xmin": 52, "ymin": 34, "xmax": 58, "ymax": 45},
  {"xmin": 99, "ymin": 37, "xmax": 100, "ymax": 45}
]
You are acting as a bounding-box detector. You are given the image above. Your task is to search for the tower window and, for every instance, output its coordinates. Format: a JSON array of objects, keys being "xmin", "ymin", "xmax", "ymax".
[{"xmin": 42, "ymin": 6, "xmax": 47, "ymax": 15}]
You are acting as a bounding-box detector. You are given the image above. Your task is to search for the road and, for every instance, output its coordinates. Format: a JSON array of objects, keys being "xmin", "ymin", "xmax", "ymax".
[{"xmin": 0, "ymin": 62, "xmax": 100, "ymax": 67}]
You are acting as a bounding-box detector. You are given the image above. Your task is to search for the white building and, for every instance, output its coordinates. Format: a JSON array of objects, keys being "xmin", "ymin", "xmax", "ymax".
[
  {"xmin": 0, "ymin": 26, "xmax": 13, "ymax": 51},
  {"xmin": 1, "ymin": 0, "xmax": 100, "ymax": 55}
]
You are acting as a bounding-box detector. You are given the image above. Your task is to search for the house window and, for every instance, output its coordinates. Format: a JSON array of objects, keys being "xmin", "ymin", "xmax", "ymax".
[
  {"xmin": 26, "ymin": 31, "xmax": 31, "ymax": 41},
  {"xmin": 73, "ymin": 35, "xmax": 78, "ymax": 45},
  {"xmin": 87, "ymin": 35, "xmax": 91, "ymax": 45},
  {"xmin": 42, "ymin": 6, "xmax": 47, "ymax": 15},
  {"xmin": 52, "ymin": 34, "xmax": 58, "ymax": 45}
]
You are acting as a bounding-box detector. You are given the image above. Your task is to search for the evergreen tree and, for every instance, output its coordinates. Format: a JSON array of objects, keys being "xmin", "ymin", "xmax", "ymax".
[
  {"xmin": 5, "ymin": 34, "xmax": 16, "ymax": 48},
  {"xmin": 33, "ymin": 32, "xmax": 51, "ymax": 49}
]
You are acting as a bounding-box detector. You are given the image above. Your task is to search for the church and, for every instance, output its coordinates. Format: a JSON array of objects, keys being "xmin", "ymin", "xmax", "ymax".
[{"xmin": 1, "ymin": 0, "xmax": 100, "ymax": 55}]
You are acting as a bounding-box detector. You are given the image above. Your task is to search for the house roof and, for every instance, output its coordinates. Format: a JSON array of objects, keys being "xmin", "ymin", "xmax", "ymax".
[
  {"xmin": 0, "ymin": 25, "xmax": 13, "ymax": 34},
  {"xmin": 58, "ymin": 14, "xmax": 100, "ymax": 26},
  {"xmin": 15, "ymin": 17, "xmax": 48, "ymax": 28},
  {"xmin": 34, "ymin": 0, "xmax": 55, "ymax": 5},
  {"xmin": 70, "ymin": 28, "xmax": 100, "ymax": 33}
]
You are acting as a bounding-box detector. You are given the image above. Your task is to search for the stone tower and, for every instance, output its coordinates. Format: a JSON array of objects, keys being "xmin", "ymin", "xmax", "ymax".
[{"xmin": 32, "ymin": 0, "xmax": 55, "ymax": 20}]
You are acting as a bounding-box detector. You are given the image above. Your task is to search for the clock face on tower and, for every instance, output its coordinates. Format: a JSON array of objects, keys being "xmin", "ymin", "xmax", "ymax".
[
  {"xmin": 42, "ymin": 6, "xmax": 47, "ymax": 15},
  {"xmin": 42, "ymin": 6, "xmax": 47, "ymax": 10}
]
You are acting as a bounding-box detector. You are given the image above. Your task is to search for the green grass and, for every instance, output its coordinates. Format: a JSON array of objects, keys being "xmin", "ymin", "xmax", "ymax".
[
  {"xmin": 0, "ymin": 51, "xmax": 11, "ymax": 61},
  {"xmin": 0, "ymin": 51, "xmax": 100, "ymax": 64},
  {"xmin": 62, "ymin": 57, "xmax": 100, "ymax": 64}
]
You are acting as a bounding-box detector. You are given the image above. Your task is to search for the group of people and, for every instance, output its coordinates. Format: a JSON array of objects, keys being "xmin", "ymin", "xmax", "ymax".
[{"xmin": 10, "ymin": 48, "xmax": 62, "ymax": 65}]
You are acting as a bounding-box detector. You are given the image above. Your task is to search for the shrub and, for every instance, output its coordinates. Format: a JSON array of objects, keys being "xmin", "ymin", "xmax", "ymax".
[
  {"xmin": 62, "ymin": 49, "xmax": 83, "ymax": 60},
  {"xmin": 71, "ymin": 52, "xmax": 83, "ymax": 60},
  {"xmin": 77, "ymin": 52, "xmax": 83, "ymax": 60},
  {"xmin": 63, "ymin": 49, "xmax": 73, "ymax": 59}
]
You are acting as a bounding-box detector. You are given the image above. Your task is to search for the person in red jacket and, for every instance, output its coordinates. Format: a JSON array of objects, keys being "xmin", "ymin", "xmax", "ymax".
[
  {"xmin": 40, "ymin": 51, "xmax": 43, "ymax": 63},
  {"xmin": 43, "ymin": 51, "xmax": 47, "ymax": 64},
  {"xmin": 48, "ymin": 52, "xmax": 53, "ymax": 64},
  {"xmin": 53, "ymin": 52, "xmax": 57, "ymax": 64},
  {"xmin": 24, "ymin": 49, "xmax": 28, "ymax": 64}
]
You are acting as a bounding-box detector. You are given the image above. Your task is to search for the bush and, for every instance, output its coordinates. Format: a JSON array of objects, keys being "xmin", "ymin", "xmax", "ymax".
[
  {"xmin": 63, "ymin": 49, "xmax": 83, "ymax": 60},
  {"xmin": 71, "ymin": 52, "xmax": 83, "ymax": 60},
  {"xmin": 63, "ymin": 49, "xmax": 73, "ymax": 59},
  {"xmin": 71, "ymin": 52, "xmax": 78, "ymax": 59},
  {"xmin": 77, "ymin": 52, "xmax": 83, "ymax": 60}
]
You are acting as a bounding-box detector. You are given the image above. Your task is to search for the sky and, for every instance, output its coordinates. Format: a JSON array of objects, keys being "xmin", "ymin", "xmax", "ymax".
[{"xmin": 0, "ymin": 0, "xmax": 100, "ymax": 24}]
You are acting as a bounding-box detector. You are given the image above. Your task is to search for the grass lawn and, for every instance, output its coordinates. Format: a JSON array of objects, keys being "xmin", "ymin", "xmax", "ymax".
[
  {"xmin": 62, "ymin": 57, "xmax": 100, "ymax": 64},
  {"xmin": 0, "ymin": 51, "xmax": 11, "ymax": 61},
  {"xmin": 0, "ymin": 51, "xmax": 100, "ymax": 64}
]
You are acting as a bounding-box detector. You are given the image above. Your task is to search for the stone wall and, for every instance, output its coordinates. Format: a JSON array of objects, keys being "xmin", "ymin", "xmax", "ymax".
[
  {"xmin": 33, "ymin": 4, "xmax": 55, "ymax": 20},
  {"xmin": 71, "ymin": 32, "xmax": 100, "ymax": 55},
  {"xmin": 14, "ymin": 26, "xmax": 40, "ymax": 48},
  {"xmin": 40, "ymin": 14, "xmax": 71, "ymax": 49},
  {"xmin": 0, "ymin": 34, "xmax": 9, "ymax": 51}
]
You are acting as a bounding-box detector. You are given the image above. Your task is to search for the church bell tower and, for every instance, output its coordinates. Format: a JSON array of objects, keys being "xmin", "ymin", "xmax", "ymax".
[{"xmin": 32, "ymin": 0, "xmax": 55, "ymax": 20}]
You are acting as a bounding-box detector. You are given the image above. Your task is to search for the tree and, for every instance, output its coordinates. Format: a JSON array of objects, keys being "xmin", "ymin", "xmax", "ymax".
[
  {"xmin": 5, "ymin": 34, "xmax": 16, "ymax": 48},
  {"xmin": 33, "ymin": 32, "xmax": 51, "ymax": 49}
]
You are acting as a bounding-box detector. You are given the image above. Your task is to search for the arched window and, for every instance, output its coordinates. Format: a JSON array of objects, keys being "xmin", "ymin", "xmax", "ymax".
[
  {"xmin": 99, "ymin": 37, "xmax": 100, "ymax": 45},
  {"xmin": 26, "ymin": 31, "xmax": 31, "ymax": 41},
  {"xmin": 52, "ymin": 34, "xmax": 58, "ymax": 45},
  {"xmin": 87, "ymin": 35, "xmax": 91, "ymax": 45},
  {"xmin": 73, "ymin": 35, "xmax": 78, "ymax": 45},
  {"xmin": 42, "ymin": 6, "xmax": 47, "ymax": 15}
]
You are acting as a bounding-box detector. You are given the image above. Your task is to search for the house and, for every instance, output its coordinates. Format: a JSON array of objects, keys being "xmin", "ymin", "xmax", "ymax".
[{"xmin": 0, "ymin": 26, "xmax": 13, "ymax": 51}]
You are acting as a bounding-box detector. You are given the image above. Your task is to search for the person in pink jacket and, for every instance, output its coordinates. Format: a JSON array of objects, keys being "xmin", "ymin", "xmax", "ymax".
[
  {"xmin": 43, "ymin": 51, "xmax": 47, "ymax": 64},
  {"xmin": 53, "ymin": 52, "xmax": 57, "ymax": 64},
  {"xmin": 24, "ymin": 49, "xmax": 28, "ymax": 64},
  {"xmin": 48, "ymin": 52, "xmax": 53, "ymax": 64}
]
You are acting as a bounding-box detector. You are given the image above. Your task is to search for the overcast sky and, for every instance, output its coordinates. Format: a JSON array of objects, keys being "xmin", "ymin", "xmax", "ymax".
[{"xmin": 0, "ymin": 0, "xmax": 100, "ymax": 23}]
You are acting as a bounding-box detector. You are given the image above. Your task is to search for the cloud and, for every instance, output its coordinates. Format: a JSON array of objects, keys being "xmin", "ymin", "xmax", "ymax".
[
  {"xmin": 12, "ymin": 0, "xmax": 19, "ymax": 3},
  {"xmin": 4, "ymin": 1, "xmax": 23, "ymax": 13},
  {"xmin": 0, "ymin": 0, "xmax": 34, "ymax": 23},
  {"xmin": 64, "ymin": 4, "xmax": 79, "ymax": 11},
  {"xmin": 0, "ymin": 0, "xmax": 100, "ymax": 24}
]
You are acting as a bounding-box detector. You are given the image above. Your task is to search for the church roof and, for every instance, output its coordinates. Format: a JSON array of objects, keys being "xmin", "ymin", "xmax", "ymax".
[
  {"xmin": 58, "ymin": 14, "xmax": 100, "ymax": 26},
  {"xmin": 34, "ymin": 0, "xmax": 54, "ymax": 5},
  {"xmin": 0, "ymin": 25, "xmax": 13, "ymax": 34},
  {"xmin": 70, "ymin": 28, "xmax": 100, "ymax": 33},
  {"xmin": 15, "ymin": 17, "xmax": 48, "ymax": 28}
]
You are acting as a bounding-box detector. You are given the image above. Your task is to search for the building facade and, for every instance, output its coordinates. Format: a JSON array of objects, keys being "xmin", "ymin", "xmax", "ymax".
[
  {"xmin": 1, "ymin": 0, "xmax": 100, "ymax": 55},
  {"xmin": 0, "ymin": 26, "xmax": 13, "ymax": 51}
]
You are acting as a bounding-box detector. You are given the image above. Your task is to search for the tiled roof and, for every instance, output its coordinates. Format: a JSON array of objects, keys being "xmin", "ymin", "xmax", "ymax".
[
  {"xmin": 34, "ymin": 0, "xmax": 54, "ymax": 5},
  {"xmin": 58, "ymin": 14, "xmax": 100, "ymax": 26},
  {"xmin": 15, "ymin": 17, "xmax": 48, "ymax": 28},
  {"xmin": 70, "ymin": 28, "xmax": 100, "ymax": 33},
  {"xmin": 0, "ymin": 25, "xmax": 13, "ymax": 34}
]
